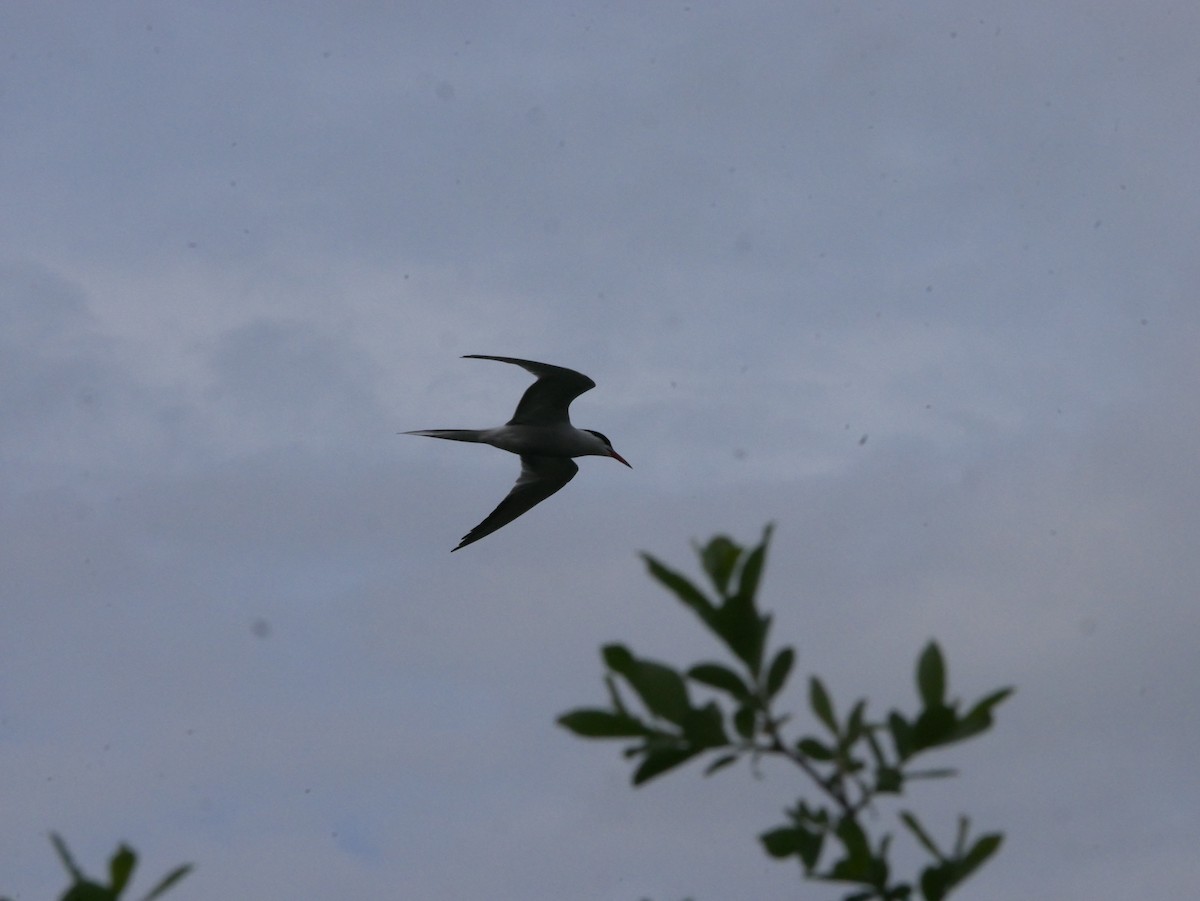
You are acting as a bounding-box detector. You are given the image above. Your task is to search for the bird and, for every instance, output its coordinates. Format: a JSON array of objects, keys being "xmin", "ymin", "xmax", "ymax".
[{"xmin": 405, "ymin": 355, "xmax": 631, "ymax": 551}]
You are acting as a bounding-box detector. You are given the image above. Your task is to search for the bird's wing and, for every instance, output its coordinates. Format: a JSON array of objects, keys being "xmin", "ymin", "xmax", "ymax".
[
  {"xmin": 452, "ymin": 455, "xmax": 579, "ymax": 551},
  {"xmin": 462, "ymin": 355, "xmax": 596, "ymax": 426}
]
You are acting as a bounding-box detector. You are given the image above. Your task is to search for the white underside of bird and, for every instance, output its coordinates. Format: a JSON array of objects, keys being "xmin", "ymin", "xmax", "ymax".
[{"xmin": 405, "ymin": 355, "xmax": 630, "ymax": 551}]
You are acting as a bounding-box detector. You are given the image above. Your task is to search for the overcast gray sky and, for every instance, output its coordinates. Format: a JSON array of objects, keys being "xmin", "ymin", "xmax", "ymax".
[{"xmin": 3, "ymin": 2, "xmax": 1198, "ymax": 899}]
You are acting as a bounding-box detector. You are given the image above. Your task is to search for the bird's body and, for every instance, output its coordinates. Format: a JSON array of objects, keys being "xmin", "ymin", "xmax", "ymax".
[{"xmin": 405, "ymin": 355, "xmax": 630, "ymax": 551}]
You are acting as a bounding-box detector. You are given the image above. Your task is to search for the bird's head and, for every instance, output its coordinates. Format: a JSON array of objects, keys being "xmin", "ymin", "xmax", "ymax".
[{"xmin": 584, "ymin": 429, "xmax": 632, "ymax": 468}]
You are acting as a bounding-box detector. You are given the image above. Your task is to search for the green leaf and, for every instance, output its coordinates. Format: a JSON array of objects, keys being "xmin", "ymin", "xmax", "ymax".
[
  {"xmin": 888, "ymin": 711, "xmax": 912, "ymax": 760},
  {"xmin": 795, "ymin": 828, "xmax": 825, "ymax": 871},
  {"xmin": 641, "ymin": 554, "xmax": 716, "ymax": 625},
  {"xmin": 698, "ymin": 535, "xmax": 741, "ymax": 595},
  {"xmin": 875, "ymin": 766, "xmax": 903, "ymax": 793},
  {"xmin": 823, "ymin": 816, "xmax": 878, "ymax": 883},
  {"xmin": 761, "ymin": 826, "xmax": 802, "ymax": 858},
  {"xmin": 733, "ymin": 523, "xmax": 773, "ymax": 608},
  {"xmin": 108, "ymin": 845, "xmax": 135, "ymax": 894},
  {"xmin": 59, "ymin": 884, "xmax": 112, "ymax": 901},
  {"xmin": 733, "ymin": 703, "xmax": 757, "ymax": 739},
  {"xmin": 797, "ymin": 737, "xmax": 835, "ymax": 760},
  {"xmin": 950, "ymin": 687, "xmax": 1014, "ymax": 742},
  {"xmin": 844, "ymin": 699, "xmax": 867, "ymax": 744},
  {"xmin": 959, "ymin": 833, "xmax": 1003, "ymax": 879},
  {"xmin": 602, "ymin": 643, "xmax": 634, "ymax": 670},
  {"xmin": 911, "ymin": 704, "xmax": 957, "ymax": 752},
  {"xmin": 765, "ymin": 647, "xmax": 795, "ymax": 698},
  {"xmin": 809, "ymin": 676, "xmax": 837, "ymax": 734},
  {"xmin": 632, "ymin": 746, "xmax": 701, "ymax": 784},
  {"xmin": 139, "ymin": 864, "xmax": 193, "ymax": 901},
  {"xmin": 630, "ymin": 661, "xmax": 692, "ymax": 725},
  {"xmin": 920, "ymin": 867, "xmax": 950, "ymax": 901},
  {"xmin": 681, "ymin": 702, "xmax": 729, "ymax": 748},
  {"xmin": 603, "ymin": 645, "xmax": 692, "ymax": 725},
  {"xmin": 687, "ymin": 662, "xmax": 751, "ymax": 699},
  {"xmin": 916, "ymin": 825, "xmax": 1003, "ymax": 900},
  {"xmin": 51, "ymin": 833, "xmax": 86, "ymax": 881},
  {"xmin": 916, "ymin": 642, "xmax": 946, "ymax": 709},
  {"xmin": 712, "ymin": 605, "xmax": 770, "ymax": 678},
  {"xmin": 603, "ymin": 674, "xmax": 628, "ymax": 715},
  {"xmin": 835, "ymin": 816, "xmax": 871, "ymax": 862},
  {"xmin": 760, "ymin": 824, "xmax": 824, "ymax": 870},
  {"xmin": 952, "ymin": 815, "xmax": 969, "ymax": 858},
  {"xmin": 557, "ymin": 709, "xmax": 651, "ymax": 738},
  {"xmin": 899, "ymin": 811, "xmax": 942, "ymax": 860},
  {"xmin": 704, "ymin": 752, "xmax": 739, "ymax": 776}
]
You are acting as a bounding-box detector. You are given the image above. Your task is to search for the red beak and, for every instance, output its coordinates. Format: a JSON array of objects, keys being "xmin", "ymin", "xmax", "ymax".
[{"xmin": 609, "ymin": 449, "xmax": 632, "ymax": 468}]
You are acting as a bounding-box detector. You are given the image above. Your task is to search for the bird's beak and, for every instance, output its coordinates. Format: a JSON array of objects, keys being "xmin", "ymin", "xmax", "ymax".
[{"xmin": 609, "ymin": 449, "xmax": 632, "ymax": 468}]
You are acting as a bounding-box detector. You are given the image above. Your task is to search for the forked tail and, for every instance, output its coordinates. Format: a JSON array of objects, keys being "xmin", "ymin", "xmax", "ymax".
[{"xmin": 402, "ymin": 429, "xmax": 487, "ymax": 443}]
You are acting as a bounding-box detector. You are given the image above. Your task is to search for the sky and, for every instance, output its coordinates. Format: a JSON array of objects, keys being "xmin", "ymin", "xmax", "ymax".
[{"xmin": 2, "ymin": 2, "xmax": 1198, "ymax": 898}]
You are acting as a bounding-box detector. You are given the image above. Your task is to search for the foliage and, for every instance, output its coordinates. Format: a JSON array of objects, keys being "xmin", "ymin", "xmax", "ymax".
[
  {"xmin": 0, "ymin": 834, "xmax": 191, "ymax": 901},
  {"xmin": 559, "ymin": 526, "xmax": 1012, "ymax": 900}
]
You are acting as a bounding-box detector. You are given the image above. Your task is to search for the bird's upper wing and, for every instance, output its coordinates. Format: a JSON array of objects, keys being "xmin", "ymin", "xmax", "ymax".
[
  {"xmin": 462, "ymin": 355, "xmax": 596, "ymax": 426},
  {"xmin": 452, "ymin": 454, "xmax": 579, "ymax": 551}
]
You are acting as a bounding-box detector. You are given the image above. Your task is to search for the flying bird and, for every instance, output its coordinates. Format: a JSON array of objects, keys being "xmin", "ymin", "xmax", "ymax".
[{"xmin": 405, "ymin": 355, "xmax": 631, "ymax": 551}]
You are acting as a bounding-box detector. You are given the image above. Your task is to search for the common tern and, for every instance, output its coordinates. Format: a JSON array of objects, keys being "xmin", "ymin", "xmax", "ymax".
[{"xmin": 405, "ymin": 355, "xmax": 631, "ymax": 551}]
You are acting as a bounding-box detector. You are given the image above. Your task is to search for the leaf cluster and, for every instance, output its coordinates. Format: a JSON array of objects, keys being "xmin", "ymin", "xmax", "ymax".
[
  {"xmin": 558, "ymin": 527, "xmax": 1012, "ymax": 901},
  {"xmin": 0, "ymin": 834, "xmax": 192, "ymax": 901}
]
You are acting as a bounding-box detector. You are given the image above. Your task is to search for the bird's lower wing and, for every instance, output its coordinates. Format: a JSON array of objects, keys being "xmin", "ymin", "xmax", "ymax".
[{"xmin": 452, "ymin": 455, "xmax": 579, "ymax": 551}]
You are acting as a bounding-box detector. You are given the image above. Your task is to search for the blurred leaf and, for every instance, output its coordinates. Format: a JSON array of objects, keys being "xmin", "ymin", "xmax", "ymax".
[
  {"xmin": 835, "ymin": 816, "xmax": 871, "ymax": 863},
  {"xmin": 797, "ymin": 737, "xmax": 835, "ymax": 761},
  {"xmin": 958, "ymin": 833, "xmax": 1003, "ymax": 880},
  {"xmin": 920, "ymin": 864, "xmax": 950, "ymax": 901},
  {"xmin": 557, "ymin": 709, "xmax": 652, "ymax": 738},
  {"xmin": 823, "ymin": 816, "xmax": 882, "ymax": 884},
  {"xmin": 761, "ymin": 824, "xmax": 824, "ymax": 870},
  {"xmin": 844, "ymin": 699, "xmax": 867, "ymax": 745},
  {"xmin": 916, "ymin": 642, "xmax": 946, "ymax": 710},
  {"xmin": 916, "ymin": 824, "xmax": 1003, "ymax": 900},
  {"xmin": 952, "ymin": 815, "xmax": 969, "ymax": 858},
  {"xmin": 51, "ymin": 834, "xmax": 85, "ymax": 881},
  {"xmin": 911, "ymin": 704, "xmax": 957, "ymax": 752},
  {"xmin": 59, "ymin": 885, "xmax": 111, "ymax": 901},
  {"xmin": 949, "ymin": 687, "xmax": 1014, "ymax": 743},
  {"xmin": 681, "ymin": 702, "xmax": 729, "ymax": 748},
  {"xmin": 602, "ymin": 643, "xmax": 634, "ymax": 670},
  {"xmin": 603, "ymin": 674, "xmax": 629, "ymax": 715},
  {"xmin": 765, "ymin": 647, "xmax": 795, "ymax": 698},
  {"xmin": 863, "ymin": 724, "xmax": 889, "ymax": 767},
  {"xmin": 687, "ymin": 662, "xmax": 751, "ymax": 700},
  {"xmin": 888, "ymin": 711, "xmax": 912, "ymax": 760},
  {"xmin": 604, "ymin": 645, "xmax": 692, "ymax": 726},
  {"xmin": 761, "ymin": 826, "xmax": 802, "ymax": 858},
  {"xmin": 906, "ymin": 767, "xmax": 957, "ymax": 781},
  {"xmin": 713, "ymin": 606, "xmax": 770, "ymax": 678},
  {"xmin": 641, "ymin": 554, "xmax": 716, "ymax": 625},
  {"xmin": 875, "ymin": 766, "xmax": 903, "ymax": 793},
  {"xmin": 809, "ymin": 676, "xmax": 837, "ymax": 734},
  {"xmin": 630, "ymin": 660, "xmax": 692, "ymax": 725},
  {"xmin": 707, "ymin": 525, "xmax": 772, "ymax": 676},
  {"xmin": 733, "ymin": 703, "xmax": 756, "ymax": 740},
  {"xmin": 733, "ymin": 524, "xmax": 773, "ymax": 609},
  {"xmin": 138, "ymin": 864, "xmax": 193, "ymax": 901},
  {"xmin": 108, "ymin": 845, "xmax": 135, "ymax": 894},
  {"xmin": 704, "ymin": 752, "xmax": 739, "ymax": 776},
  {"xmin": 698, "ymin": 535, "xmax": 741, "ymax": 595},
  {"xmin": 899, "ymin": 811, "xmax": 942, "ymax": 860},
  {"xmin": 633, "ymin": 746, "xmax": 701, "ymax": 785}
]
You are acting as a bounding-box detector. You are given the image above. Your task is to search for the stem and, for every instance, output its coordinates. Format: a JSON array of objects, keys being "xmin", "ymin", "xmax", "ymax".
[{"xmin": 757, "ymin": 694, "xmax": 857, "ymax": 818}]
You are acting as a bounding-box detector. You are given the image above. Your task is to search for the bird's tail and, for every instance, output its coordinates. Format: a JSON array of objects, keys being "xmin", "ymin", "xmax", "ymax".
[{"xmin": 402, "ymin": 429, "xmax": 488, "ymax": 443}]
